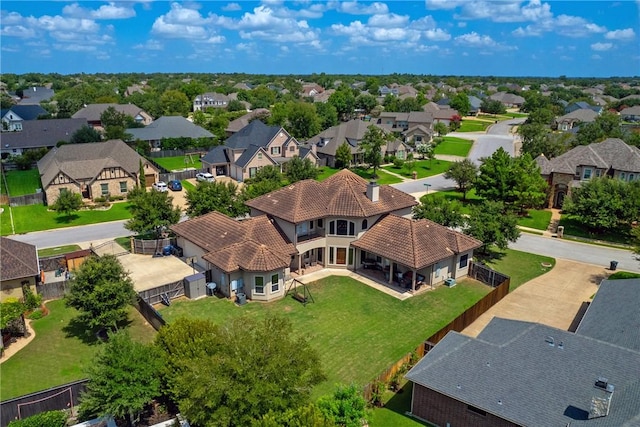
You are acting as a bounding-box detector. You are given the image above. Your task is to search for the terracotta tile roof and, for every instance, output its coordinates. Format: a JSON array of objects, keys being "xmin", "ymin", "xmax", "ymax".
[
  {"xmin": 245, "ymin": 169, "xmax": 417, "ymax": 223},
  {"xmin": 351, "ymin": 215, "xmax": 482, "ymax": 269},
  {"xmin": 171, "ymin": 211, "xmax": 295, "ymax": 273},
  {"xmin": 1, "ymin": 237, "xmax": 39, "ymax": 281}
]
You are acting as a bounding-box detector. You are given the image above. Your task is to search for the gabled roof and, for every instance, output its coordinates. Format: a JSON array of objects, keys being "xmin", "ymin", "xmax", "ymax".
[
  {"xmin": 544, "ymin": 138, "xmax": 640, "ymax": 174},
  {"xmin": 235, "ymin": 145, "xmax": 277, "ymax": 168},
  {"xmin": 557, "ymin": 108, "xmax": 599, "ymax": 123},
  {"xmin": 126, "ymin": 116, "xmax": 213, "ymax": 141},
  {"xmin": 351, "ymin": 215, "xmax": 482, "ymax": 269},
  {"xmin": 225, "ymin": 109, "xmax": 270, "ymax": 134},
  {"xmin": 171, "ymin": 212, "xmax": 295, "ymax": 273},
  {"xmin": 0, "ymin": 237, "xmax": 39, "ymax": 281},
  {"xmin": 534, "ymin": 153, "xmax": 552, "ymax": 175},
  {"xmin": 201, "ymin": 145, "xmax": 230, "ymax": 165},
  {"xmin": 71, "ymin": 103, "xmax": 148, "ymax": 122},
  {"xmin": 38, "ymin": 139, "xmax": 152, "ymax": 187},
  {"xmin": 245, "ymin": 169, "xmax": 417, "ymax": 223},
  {"xmin": 1, "ymin": 118, "xmax": 88, "ymax": 150},
  {"xmin": 406, "ymin": 278, "xmax": 640, "ymax": 427},
  {"xmin": 225, "ymin": 120, "xmax": 281, "ymax": 150},
  {"xmin": 306, "ymin": 119, "xmax": 386, "ymax": 156},
  {"xmin": 620, "ymin": 105, "xmax": 640, "ymax": 116},
  {"xmin": 18, "ymin": 86, "xmax": 54, "ymax": 105},
  {"xmin": 1, "ymin": 104, "xmax": 48, "ymax": 121}
]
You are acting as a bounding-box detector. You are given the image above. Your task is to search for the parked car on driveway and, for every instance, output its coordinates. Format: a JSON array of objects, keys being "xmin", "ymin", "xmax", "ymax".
[
  {"xmin": 152, "ymin": 181, "xmax": 168, "ymax": 192},
  {"xmin": 196, "ymin": 172, "xmax": 215, "ymax": 182},
  {"xmin": 167, "ymin": 180, "xmax": 183, "ymax": 191}
]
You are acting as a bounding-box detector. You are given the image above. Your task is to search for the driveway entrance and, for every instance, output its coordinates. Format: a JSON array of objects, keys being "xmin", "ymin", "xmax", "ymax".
[{"xmin": 461, "ymin": 259, "xmax": 609, "ymax": 337}]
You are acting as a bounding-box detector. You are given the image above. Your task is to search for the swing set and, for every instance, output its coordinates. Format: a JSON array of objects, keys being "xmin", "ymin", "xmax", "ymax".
[{"xmin": 285, "ymin": 278, "xmax": 315, "ymax": 307}]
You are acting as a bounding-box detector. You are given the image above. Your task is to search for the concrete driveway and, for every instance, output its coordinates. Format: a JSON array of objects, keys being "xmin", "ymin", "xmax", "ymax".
[{"xmin": 461, "ymin": 259, "xmax": 609, "ymax": 337}]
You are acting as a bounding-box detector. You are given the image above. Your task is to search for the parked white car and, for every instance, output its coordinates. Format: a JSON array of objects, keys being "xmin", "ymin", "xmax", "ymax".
[
  {"xmin": 152, "ymin": 181, "xmax": 168, "ymax": 192},
  {"xmin": 196, "ymin": 172, "xmax": 215, "ymax": 182}
]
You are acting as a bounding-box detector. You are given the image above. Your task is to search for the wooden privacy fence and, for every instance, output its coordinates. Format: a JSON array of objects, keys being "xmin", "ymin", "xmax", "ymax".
[
  {"xmin": 468, "ymin": 261, "xmax": 510, "ymax": 287},
  {"xmin": 362, "ymin": 268, "xmax": 510, "ymax": 402},
  {"xmin": 0, "ymin": 379, "xmax": 88, "ymax": 427},
  {"xmin": 135, "ymin": 295, "xmax": 166, "ymax": 331},
  {"xmin": 7, "ymin": 192, "xmax": 45, "ymax": 207},
  {"xmin": 148, "ymin": 148, "xmax": 210, "ymax": 158},
  {"xmin": 132, "ymin": 238, "xmax": 173, "ymax": 255},
  {"xmin": 138, "ymin": 279, "xmax": 185, "ymax": 306},
  {"xmin": 36, "ymin": 281, "xmax": 70, "ymax": 300},
  {"xmin": 159, "ymin": 168, "xmax": 204, "ymax": 182}
]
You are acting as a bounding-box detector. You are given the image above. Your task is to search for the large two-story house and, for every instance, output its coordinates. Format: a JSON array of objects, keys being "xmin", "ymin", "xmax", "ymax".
[
  {"xmin": 535, "ymin": 138, "xmax": 640, "ymax": 208},
  {"xmin": 1, "ymin": 105, "xmax": 49, "ymax": 132},
  {"xmin": 171, "ymin": 170, "xmax": 481, "ymax": 302},
  {"xmin": 377, "ymin": 112, "xmax": 434, "ymax": 146},
  {"xmin": 71, "ymin": 103, "xmax": 153, "ymax": 130},
  {"xmin": 201, "ymin": 120, "xmax": 318, "ymax": 181},
  {"xmin": 193, "ymin": 93, "xmax": 230, "ymax": 111}
]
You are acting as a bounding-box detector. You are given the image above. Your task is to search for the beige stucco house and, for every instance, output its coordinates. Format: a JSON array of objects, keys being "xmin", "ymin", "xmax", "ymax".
[
  {"xmin": 172, "ymin": 170, "xmax": 481, "ymax": 302},
  {"xmin": 1, "ymin": 237, "xmax": 39, "ymax": 302},
  {"xmin": 38, "ymin": 139, "xmax": 160, "ymax": 205}
]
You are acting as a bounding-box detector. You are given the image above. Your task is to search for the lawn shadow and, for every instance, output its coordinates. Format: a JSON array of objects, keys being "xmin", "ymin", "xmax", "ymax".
[
  {"xmin": 381, "ymin": 381, "xmax": 431, "ymax": 425},
  {"xmin": 588, "ymin": 272, "xmax": 610, "ymax": 285},
  {"xmin": 54, "ymin": 214, "xmax": 79, "ymax": 224},
  {"xmin": 63, "ymin": 315, "xmax": 134, "ymax": 345},
  {"xmin": 475, "ymin": 248, "xmax": 507, "ymax": 262}
]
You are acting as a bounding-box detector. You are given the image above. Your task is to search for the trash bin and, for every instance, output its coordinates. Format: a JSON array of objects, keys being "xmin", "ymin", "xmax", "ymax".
[
  {"xmin": 556, "ymin": 226, "xmax": 564, "ymax": 238},
  {"xmin": 412, "ymin": 171, "xmax": 417, "ymax": 180},
  {"xmin": 609, "ymin": 261, "xmax": 618, "ymax": 271},
  {"xmin": 236, "ymin": 292, "xmax": 247, "ymax": 305}
]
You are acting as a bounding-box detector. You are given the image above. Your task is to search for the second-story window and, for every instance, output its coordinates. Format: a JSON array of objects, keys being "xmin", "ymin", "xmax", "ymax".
[{"xmin": 329, "ymin": 219, "xmax": 355, "ymax": 236}]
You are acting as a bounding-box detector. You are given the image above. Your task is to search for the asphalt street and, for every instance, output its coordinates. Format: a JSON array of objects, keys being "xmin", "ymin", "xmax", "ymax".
[{"xmin": 11, "ymin": 220, "xmax": 131, "ymax": 248}]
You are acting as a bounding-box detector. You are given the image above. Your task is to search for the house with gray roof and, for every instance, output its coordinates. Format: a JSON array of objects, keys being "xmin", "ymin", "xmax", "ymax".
[
  {"xmin": 72, "ymin": 103, "xmax": 153, "ymax": 129},
  {"xmin": 565, "ymin": 101, "xmax": 604, "ymax": 115},
  {"xmin": 173, "ymin": 169, "xmax": 478, "ymax": 302},
  {"xmin": 224, "ymin": 108, "xmax": 270, "ymax": 136},
  {"xmin": 201, "ymin": 120, "xmax": 318, "ymax": 181},
  {"xmin": 405, "ymin": 278, "xmax": 640, "ymax": 427},
  {"xmin": 1, "ymin": 105, "xmax": 49, "ymax": 131},
  {"xmin": 125, "ymin": 116, "xmax": 213, "ymax": 150},
  {"xmin": 489, "ymin": 92, "xmax": 525, "ymax": 108},
  {"xmin": 620, "ymin": 105, "xmax": 640, "ymax": 122},
  {"xmin": 193, "ymin": 92, "xmax": 230, "ymax": 111},
  {"xmin": 535, "ymin": 138, "xmax": 640, "ymax": 207},
  {"xmin": 0, "ymin": 237, "xmax": 39, "ymax": 302},
  {"xmin": 37, "ymin": 139, "xmax": 160, "ymax": 204},
  {"xmin": 1, "ymin": 118, "xmax": 88, "ymax": 156},
  {"xmin": 18, "ymin": 86, "xmax": 54, "ymax": 105},
  {"xmin": 556, "ymin": 108, "xmax": 600, "ymax": 131}
]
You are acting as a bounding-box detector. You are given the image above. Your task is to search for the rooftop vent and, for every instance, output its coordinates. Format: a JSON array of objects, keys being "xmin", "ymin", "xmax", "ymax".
[
  {"xmin": 545, "ymin": 336, "xmax": 555, "ymax": 347},
  {"xmin": 594, "ymin": 378, "xmax": 614, "ymax": 393}
]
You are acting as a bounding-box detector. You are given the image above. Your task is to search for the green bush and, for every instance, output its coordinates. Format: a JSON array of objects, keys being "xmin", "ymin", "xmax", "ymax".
[
  {"xmin": 7, "ymin": 410, "xmax": 67, "ymax": 427},
  {"xmin": 22, "ymin": 285, "xmax": 42, "ymax": 310},
  {"xmin": 393, "ymin": 158, "xmax": 404, "ymax": 168},
  {"xmin": 27, "ymin": 309, "xmax": 43, "ymax": 320}
]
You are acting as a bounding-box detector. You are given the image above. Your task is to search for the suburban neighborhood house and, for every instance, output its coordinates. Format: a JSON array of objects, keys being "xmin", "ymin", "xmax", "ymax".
[
  {"xmin": 535, "ymin": 138, "xmax": 640, "ymax": 208},
  {"xmin": 555, "ymin": 108, "xmax": 599, "ymax": 131},
  {"xmin": 37, "ymin": 139, "xmax": 160, "ymax": 204},
  {"xmin": 305, "ymin": 119, "xmax": 410, "ymax": 168},
  {"xmin": 0, "ymin": 237, "xmax": 40, "ymax": 302},
  {"xmin": 125, "ymin": 116, "xmax": 213, "ymax": 150},
  {"xmin": 71, "ymin": 103, "xmax": 153, "ymax": 129},
  {"xmin": 193, "ymin": 92, "xmax": 229, "ymax": 111},
  {"xmin": 377, "ymin": 111, "xmax": 435, "ymax": 146},
  {"xmin": 172, "ymin": 170, "xmax": 481, "ymax": 302},
  {"xmin": 405, "ymin": 278, "xmax": 640, "ymax": 427},
  {"xmin": 0, "ymin": 118, "xmax": 87, "ymax": 157},
  {"xmin": 200, "ymin": 119, "xmax": 318, "ymax": 181},
  {"xmin": 1, "ymin": 104, "xmax": 48, "ymax": 131}
]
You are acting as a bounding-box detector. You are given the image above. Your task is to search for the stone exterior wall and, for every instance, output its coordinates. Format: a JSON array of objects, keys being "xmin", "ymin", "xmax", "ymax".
[
  {"xmin": 1, "ymin": 276, "xmax": 36, "ymax": 302},
  {"xmin": 547, "ymin": 172, "xmax": 573, "ymax": 208}
]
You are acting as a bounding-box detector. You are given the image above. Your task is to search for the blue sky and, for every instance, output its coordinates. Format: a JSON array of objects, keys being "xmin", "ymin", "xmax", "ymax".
[{"xmin": 1, "ymin": 1, "xmax": 639, "ymax": 77}]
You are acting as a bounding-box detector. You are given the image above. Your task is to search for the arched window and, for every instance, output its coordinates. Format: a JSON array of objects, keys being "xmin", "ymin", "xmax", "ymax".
[
  {"xmin": 328, "ymin": 219, "xmax": 356, "ymax": 236},
  {"xmin": 362, "ymin": 219, "xmax": 368, "ymax": 230}
]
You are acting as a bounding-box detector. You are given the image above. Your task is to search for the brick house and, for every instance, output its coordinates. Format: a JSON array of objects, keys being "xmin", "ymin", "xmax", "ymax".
[{"xmin": 37, "ymin": 139, "xmax": 160, "ymax": 204}]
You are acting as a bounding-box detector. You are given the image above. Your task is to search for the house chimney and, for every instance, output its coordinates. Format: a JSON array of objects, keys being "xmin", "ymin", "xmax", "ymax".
[
  {"xmin": 311, "ymin": 143, "xmax": 317, "ymax": 154},
  {"xmin": 366, "ymin": 181, "xmax": 379, "ymax": 202}
]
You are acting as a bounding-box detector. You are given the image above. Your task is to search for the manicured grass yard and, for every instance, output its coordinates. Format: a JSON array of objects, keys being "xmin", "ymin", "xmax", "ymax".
[
  {"xmin": 423, "ymin": 189, "xmax": 483, "ymax": 215},
  {"xmin": 383, "ymin": 160, "xmax": 452, "ymax": 179},
  {"xmin": 433, "ymin": 136, "xmax": 473, "ymax": 157},
  {"xmin": 559, "ymin": 215, "xmax": 633, "ymax": 245},
  {"xmin": 0, "ymin": 299, "xmax": 156, "ymax": 400},
  {"xmin": 1, "ymin": 169, "xmax": 42, "ymax": 196},
  {"xmin": 369, "ymin": 380, "xmax": 432, "ymax": 426},
  {"xmin": 151, "ymin": 155, "xmax": 202, "ymax": 171},
  {"xmin": 1, "ymin": 202, "xmax": 133, "ymax": 236},
  {"xmin": 517, "ymin": 209, "xmax": 552, "ymax": 230},
  {"xmin": 181, "ymin": 179, "xmax": 196, "ymax": 191},
  {"xmin": 482, "ymin": 248, "xmax": 555, "ymax": 291},
  {"xmin": 457, "ymin": 120, "xmax": 490, "ymax": 132},
  {"xmin": 159, "ymin": 276, "xmax": 491, "ymax": 398},
  {"xmin": 317, "ymin": 167, "xmax": 402, "ymax": 185},
  {"xmin": 38, "ymin": 244, "xmax": 82, "ymax": 257}
]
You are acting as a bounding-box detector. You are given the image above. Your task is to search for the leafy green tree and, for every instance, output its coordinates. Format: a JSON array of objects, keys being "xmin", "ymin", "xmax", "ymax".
[
  {"xmin": 227, "ymin": 99, "xmax": 246, "ymax": 112},
  {"xmin": 180, "ymin": 81, "xmax": 206, "ymax": 101},
  {"xmin": 52, "ymin": 190, "xmax": 83, "ymax": 220},
  {"xmin": 632, "ymin": 226, "xmax": 640, "ymax": 261},
  {"xmin": 328, "ymin": 87, "xmax": 356, "ymax": 121},
  {"xmin": 317, "ymin": 384, "xmax": 367, "ymax": 427},
  {"xmin": 157, "ymin": 316, "xmax": 325, "ymax": 427},
  {"xmin": 125, "ymin": 189, "xmax": 181, "ymax": 237},
  {"xmin": 70, "ymin": 125, "xmax": 102, "ymax": 144},
  {"xmin": 66, "ymin": 255, "xmax": 136, "ymax": 332},
  {"xmin": 433, "ymin": 122, "xmax": 448, "ymax": 137},
  {"xmin": 413, "ymin": 195, "xmax": 465, "ymax": 228},
  {"xmin": 480, "ymin": 98, "xmax": 507, "ymax": 115},
  {"xmin": 249, "ymin": 164, "xmax": 283, "ymax": 184},
  {"xmin": 284, "ymin": 156, "xmax": 318, "ymax": 182},
  {"xmin": 464, "ymin": 200, "xmax": 520, "ymax": 253},
  {"xmin": 450, "ymin": 93, "xmax": 471, "ymax": 116},
  {"xmin": 575, "ymin": 111, "xmax": 624, "ymax": 146},
  {"xmin": 526, "ymin": 108, "xmax": 556, "ymax": 126},
  {"xmin": 360, "ymin": 125, "xmax": 389, "ymax": 178},
  {"xmin": 511, "ymin": 153, "xmax": 548, "ymax": 212},
  {"xmin": 160, "ymin": 89, "xmax": 191, "ymax": 116},
  {"xmin": 518, "ymin": 123, "xmax": 551, "ymax": 158},
  {"xmin": 335, "ymin": 141, "xmax": 352, "ymax": 169},
  {"xmin": 0, "ymin": 298, "xmax": 26, "ymax": 330},
  {"xmin": 185, "ymin": 181, "xmax": 245, "ymax": 218},
  {"xmin": 138, "ymin": 160, "xmax": 146, "ymax": 190},
  {"xmin": 241, "ymin": 179, "xmax": 283, "ymax": 202},
  {"xmin": 79, "ymin": 331, "xmax": 162, "ymax": 427},
  {"xmin": 444, "ymin": 159, "xmax": 478, "ymax": 201},
  {"xmin": 315, "ymin": 102, "xmax": 338, "ymax": 129},
  {"xmin": 254, "ymin": 404, "xmax": 335, "ymax": 427},
  {"xmin": 416, "ymin": 143, "xmax": 434, "ymax": 163},
  {"xmin": 7, "ymin": 410, "xmax": 67, "ymax": 427},
  {"xmin": 287, "ymin": 102, "xmax": 321, "ymax": 140},
  {"xmin": 398, "ymin": 97, "xmax": 422, "ymax": 112},
  {"xmin": 250, "ymin": 85, "xmax": 277, "ymax": 109},
  {"xmin": 355, "ymin": 94, "xmax": 377, "ymax": 114},
  {"xmin": 100, "ymin": 106, "xmax": 134, "ymax": 140},
  {"xmin": 475, "ymin": 148, "xmax": 516, "ymax": 204}
]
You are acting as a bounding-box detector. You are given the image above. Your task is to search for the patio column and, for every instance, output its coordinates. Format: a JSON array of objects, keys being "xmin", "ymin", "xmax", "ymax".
[
  {"xmin": 298, "ymin": 254, "xmax": 302, "ymax": 275},
  {"xmin": 388, "ymin": 261, "xmax": 394, "ymax": 284},
  {"xmin": 411, "ymin": 268, "xmax": 417, "ymax": 292}
]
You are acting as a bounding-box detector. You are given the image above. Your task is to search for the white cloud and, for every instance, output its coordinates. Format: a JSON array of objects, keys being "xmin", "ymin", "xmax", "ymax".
[
  {"xmin": 454, "ymin": 31, "xmax": 496, "ymax": 47},
  {"xmin": 410, "ymin": 16, "xmax": 437, "ymax": 30},
  {"xmin": 591, "ymin": 42, "xmax": 613, "ymax": 51},
  {"xmin": 425, "ymin": 0, "xmax": 466, "ymax": 10},
  {"xmin": 423, "ymin": 28, "xmax": 451, "ymax": 41},
  {"xmin": 605, "ymin": 28, "xmax": 635, "ymax": 41},
  {"xmin": 151, "ymin": 3, "xmax": 229, "ymax": 40},
  {"xmin": 367, "ymin": 13, "xmax": 409, "ymax": 28},
  {"xmin": 339, "ymin": 1, "xmax": 389, "ymax": 15},
  {"xmin": 134, "ymin": 39, "xmax": 164, "ymax": 50},
  {"xmin": 62, "ymin": 2, "xmax": 136, "ymax": 20},
  {"xmin": 222, "ymin": 3, "xmax": 242, "ymax": 12},
  {"xmin": 234, "ymin": 6, "xmax": 320, "ymax": 45}
]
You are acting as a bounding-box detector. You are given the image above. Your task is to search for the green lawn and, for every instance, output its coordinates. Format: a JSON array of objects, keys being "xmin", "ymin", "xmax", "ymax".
[
  {"xmin": 457, "ymin": 120, "xmax": 490, "ymax": 132},
  {"xmin": 181, "ymin": 179, "xmax": 196, "ymax": 191},
  {"xmin": 317, "ymin": 167, "xmax": 403, "ymax": 185},
  {"xmin": 517, "ymin": 209, "xmax": 552, "ymax": 230},
  {"xmin": 369, "ymin": 380, "xmax": 433, "ymax": 426},
  {"xmin": 1, "ymin": 169, "xmax": 42, "ymax": 196},
  {"xmin": 0, "ymin": 299, "xmax": 156, "ymax": 400},
  {"xmin": 422, "ymin": 189, "xmax": 483, "ymax": 215},
  {"xmin": 558, "ymin": 215, "xmax": 633, "ymax": 245},
  {"xmin": 38, "ymin": 244, "xmax": 82, "ymax": 257},
  {"xmin": 151, "ymin": 155, "xmax": 202, "ymax": 171},
  {"xmin": 482, "ymin": 248, "xmax": 556, "ymax": 291},
  {"xmin": 433, "ymin": 136, "xmax": 473, "ymax": 157},
  {"xmin": 1, "ymin": 202, "xmax": 133, "ymax": 236},
  {"xmin": 383, "ymin": 160, "xmax": 452, "ymax": 179},
  {"xmin": 159, "ymin": 276, "xmax": 491, "ymax": 398}
]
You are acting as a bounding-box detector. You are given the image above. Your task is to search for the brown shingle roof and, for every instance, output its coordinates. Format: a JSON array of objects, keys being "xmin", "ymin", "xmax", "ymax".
[
  {"xmin": 546, "ymin": 138, "xmax": 640, "ymax": 174},
  {"xmin": 171, "ymin": 212, "xmax": 295, "ymax": 273},
  {"xmin": 351, "ymin": 215, "xmax": 482, "ymax": 269},
  {"xmin": 245, "ymin": 169, "xmax": 417, "ymax": 223},
  {"xmin": 71, "ymin": 103, "xmax": 148, "ymax": 122},
  {"xmin": 1, "ymin": 237, "xmax": 39, "ymax": 282}
]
